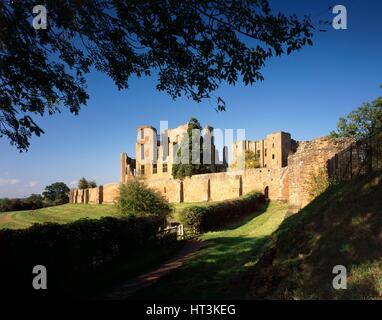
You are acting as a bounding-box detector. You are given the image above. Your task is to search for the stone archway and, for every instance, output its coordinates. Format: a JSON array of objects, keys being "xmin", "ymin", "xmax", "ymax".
[{"xmin": 264, "ymin": 186, "xmax": 269, "ymax": 199}]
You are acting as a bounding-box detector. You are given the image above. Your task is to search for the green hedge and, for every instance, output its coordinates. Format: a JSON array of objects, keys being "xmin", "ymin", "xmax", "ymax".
[
  {"xmin": 180, "ymin": 192, "xmax": 265, "ymax": 232},
  {"xmin": 0, "ymin": 215, "xmax": 174, "ymax": 297}
]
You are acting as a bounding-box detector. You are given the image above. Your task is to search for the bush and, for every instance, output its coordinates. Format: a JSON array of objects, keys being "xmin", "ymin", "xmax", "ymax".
[
  {"xmin": 180, "ymin": 192, "xmax": 265, "ymax": 232},
  {"xmin": 305, "ymin": 167, "xmax": 334, "ymax": 200},
  {"xmin": 117, "ymin": 180, "xmax": 172, "ymax": 220},
  {"xmin": 0, "ymin": 194, "xmax": 44, "ymax": 212},
  {"xmin": 0, "ymin": 215, "xmax": 170, "ymax": 297}
]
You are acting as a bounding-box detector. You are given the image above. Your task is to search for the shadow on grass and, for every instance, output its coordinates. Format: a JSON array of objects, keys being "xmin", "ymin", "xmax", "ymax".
[
  {"xmin": 131, "ymin": 235, "xmax": 270, "ymax": 300},
  {"xmin": 131, "ymin": 202, "xmax": 274, "ymax": 300},
  {"xmin": 249, "ymin": 171, "xmax": 382, "ymax": 299},
  {"xmin": 210, "ymin": 201, "xmax": 270, "ymax": 232}
]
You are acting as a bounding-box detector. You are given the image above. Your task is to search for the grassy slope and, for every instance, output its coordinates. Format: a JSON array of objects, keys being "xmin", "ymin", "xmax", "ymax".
[
  {"xmin": 169, "ymin": 201, "xmax": 211, "ymax": 223},
  {"xmin": 0, "ymin": 202, "xmax": 202, "ymax": 230},
  {"xmin": 132, "ymin": 201, "xmax": 288, "ymax": 299},
  {"xmin": 0, "ymin": 204, "xmax": 120, "ymax": 229},
  {"xmin": 249, "ymin": 172, "xmax": 382, "ymax": 300}
]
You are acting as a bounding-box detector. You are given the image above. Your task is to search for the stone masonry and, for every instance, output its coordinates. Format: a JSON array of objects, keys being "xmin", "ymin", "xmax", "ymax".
[{"xmin": 70, "ymin": 122, "xmax": 352, "ymax": 213}]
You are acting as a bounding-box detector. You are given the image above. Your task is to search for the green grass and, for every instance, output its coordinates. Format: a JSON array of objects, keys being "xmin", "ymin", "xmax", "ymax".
[
  {"xmin": 169, "ymin": 201, "xmax": 214, "ymax": 224},
  {"xmin": 0, "ymin": 202, "xmax": 207, "ymax": 230},
  {"xmin": 249, "ymin": 171, "xmax": 382, "ymax": 300},
  {"xmin": 132, "ymin": 201, "xmax": 288, "ymax": 299},
  {"xmin": 0, "ymin": 204, "xmax": 120, "ymax": 229}
]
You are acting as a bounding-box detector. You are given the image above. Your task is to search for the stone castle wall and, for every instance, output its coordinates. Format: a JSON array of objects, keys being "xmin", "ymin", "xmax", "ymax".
[
  {"xmin": 70, "ymin": 168, "xmax": 289, "ymax": 205},
  {"xmin": 144, "ymin": 178, "xmax": 183, "ymax": 203},
  {"xmin": 287, "ymin": 137, "xmax": 353, "ymax": 211},
  {"xmin": 232, "ymin": 132, "xmax": 294, "ymax": 169},
  {"xmin": 69, "ymin": 137, "xmax": 352, "ymax": 212}
]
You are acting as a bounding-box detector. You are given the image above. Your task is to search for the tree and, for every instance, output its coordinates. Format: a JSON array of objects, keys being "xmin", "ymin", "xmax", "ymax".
[
  {"xmin": 245, "ymin": 150, "xmax": 261, "ymax": 168},
  {"xmin": 78, "ymin": 177, "xmax": 89, "ymax": 189},
  {"xmin": 26, "ymin": 194, "xmax": 44, "ymax": 210},
  {"xmin": 42, "ymin": 182, "xmax": 70, "ymax": 204},
  {"xmin": 88, "ymin": 180, "xmax": 97, "ymax": 188},
  {"xmin": 172, "ymin": 117, "xmax": 210, "ymax": 179},
  {"xmin": 0, "ymin": 194, "xmax": 44, "ymax": 212},
  {"xmin": 78, "ymin": 178, "xmax": 97, "ymax": 189},
  {"xmin": 1, "ymin": 1, "xmax": 315, "ymax": 151},
  {"xmin": 230, "ymin": 149, "xmax": 260, "ymax": 169},
  {"xmin": 117, "ymin": 180, "xmax": 171, "ymax": 220},
  {"xmin": 330, "ymin": 87, "xmax": 382, "ymax": 139}
]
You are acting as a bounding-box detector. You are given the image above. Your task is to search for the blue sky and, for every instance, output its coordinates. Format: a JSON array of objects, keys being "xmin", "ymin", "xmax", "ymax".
[{"xmin": 1, "ymin": 0, "xmax": 382, "ymax": 197}]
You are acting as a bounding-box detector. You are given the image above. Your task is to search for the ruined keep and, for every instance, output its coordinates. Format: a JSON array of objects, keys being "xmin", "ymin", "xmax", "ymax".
[
  {"xmin": 70, "ymin": 122, "xmax": 353, "ymax": 213},
  {"xmin": 121, "ymin": 123, "xmax": 227, "ymax": 182},
  {"xmin": 232, "ymin": 132, "xmax": 298, "ymax": 169}
]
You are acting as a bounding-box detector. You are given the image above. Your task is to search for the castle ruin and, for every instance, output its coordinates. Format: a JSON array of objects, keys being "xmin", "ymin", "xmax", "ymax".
[
  {"xmin": 120, "ymin": 123, "xmax": 227, "ymax": 183},
  {"xmin": 70, "ymin": 122, "xmax": 352, "ymax": 213}
]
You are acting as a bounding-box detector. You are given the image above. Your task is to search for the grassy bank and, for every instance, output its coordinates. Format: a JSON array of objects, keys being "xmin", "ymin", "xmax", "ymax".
[
  {"xmin": 0, "ymin": 202, "xmax": 207, "ymax": 229},
  {"xmin": 132, "ymin": 201, "xmax": 288, "ymax": 299},
  {"xmin": 249, "ymin": 172, "xmax": 382, "ymax": 299},
  {"xmin": 0, "ymin": 204, "xmax": 120, "ymax": 229}
]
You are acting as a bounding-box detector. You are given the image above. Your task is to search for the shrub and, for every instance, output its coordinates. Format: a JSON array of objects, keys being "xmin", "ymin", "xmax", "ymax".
[
  {"xmin": 117, "ymin": 180, "xmax": 172, "ymax": 220},
  {"xmin": 180, "ymin": 192, "xmax": 265, "ymax": 232},
  {"xmin": 181, "ymin": 206, "xmax": 209, "ymax": 232},
  {"xmin": 0, "ymin": 215, "xmax": 170, "ymax": 297},
  {"xmin": 0, "ymin": 194, "xmax": 44, "ymax": 212},
  {"xmin": 305, "ymin": 167, "xmax": 333, "ymax": 200}
]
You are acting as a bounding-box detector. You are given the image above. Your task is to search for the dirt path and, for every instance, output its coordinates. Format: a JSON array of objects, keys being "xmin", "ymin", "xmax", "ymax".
[
  {"xmin": 101, "ymin": 240, "xmax": 204, "ymax": 300},
  {"xmin": 122, "ymin": 202, "xmax": 288, "ymax": 300},
  {"xmin": 0, "ymin": 213, "xmax": 14, "ymax": 226},
  {"xmin": 0, "ymin": 212, "xmax": 28, "ymax": 229}
]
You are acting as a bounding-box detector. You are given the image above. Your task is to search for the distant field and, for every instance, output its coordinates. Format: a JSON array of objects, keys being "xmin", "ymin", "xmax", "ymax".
[
  {"xmin": 0, "ymin": 202, "xmax": 205, "ymax": 230},
  {"xmin": 0, "ymin": 204, "xmax": 120, "ymax": 230}
]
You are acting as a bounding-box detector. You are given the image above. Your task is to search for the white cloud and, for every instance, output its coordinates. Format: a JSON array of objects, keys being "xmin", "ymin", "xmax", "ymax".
[
  {"xmin": 0, "ymin": 178, "xmax": 20, "ymax": 186},
  {"xmin": 69, "ymin": 180, "xmax": 78, "ymax": 186},
  {"xmin": 28, "ymin": 181, "xmax": 39, "ymax": 187}
]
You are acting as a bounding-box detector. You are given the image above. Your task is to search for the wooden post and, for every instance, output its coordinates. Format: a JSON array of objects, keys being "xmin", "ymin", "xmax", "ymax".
[{"xmin": 177, "ymin": 224, "xmax": 184, "ymax": 240}]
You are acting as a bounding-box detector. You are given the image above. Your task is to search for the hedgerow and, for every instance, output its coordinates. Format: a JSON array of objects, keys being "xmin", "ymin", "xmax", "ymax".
[
  {"xmin": 0, "ymin": 215, "xmax": 173, "ymax": 297},
  {"xmin": 180, "ymin": 192, "xmax": 265, "ymax": 232}
]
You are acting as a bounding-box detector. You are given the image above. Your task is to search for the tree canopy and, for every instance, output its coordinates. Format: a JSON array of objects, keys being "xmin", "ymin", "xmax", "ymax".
[
  {"xmin": 42, "ymin": 182, "xmax": 70, "ymax": 204},
  {"xmin": 77, "ymin": 177, "xmax": 97, "ymax": 189},
  {"xmin": 0, "ymin": 0, "xmax": 315, "ymax": 151},
  {"xmin": 117, "ymin": 180, "xmax": 171, "ymax": 219},
  {"xmin": 88, "ymin": 180, "xmax": 97, "ymax": 188},
  {"xmin": 230, "ymin": 149, "xmax": 260, "ymax": 170},
  {"xmin": 172, "ymin": 117, "xmax": 210, "ymax": 179},
  {"xmin": 330, "ymin": 87, "xmax": 382, "ymax": 139},
  {"xmin": 244, "ymin": 150, "xmax": 261, "ymax": 168}
]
